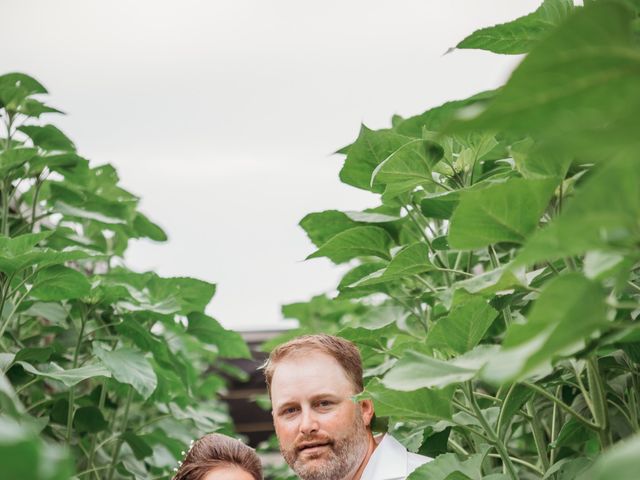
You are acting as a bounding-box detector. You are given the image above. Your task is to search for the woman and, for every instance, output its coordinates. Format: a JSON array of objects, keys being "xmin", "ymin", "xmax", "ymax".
[{"xmin": 173, "ymin": 433, "xmax": 263, "ymax": 480}]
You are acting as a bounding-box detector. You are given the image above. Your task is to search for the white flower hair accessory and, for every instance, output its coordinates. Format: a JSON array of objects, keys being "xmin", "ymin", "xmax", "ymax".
[{"xmin": 173, "ymin": 439, "xmax": 196, "ymax": 473}]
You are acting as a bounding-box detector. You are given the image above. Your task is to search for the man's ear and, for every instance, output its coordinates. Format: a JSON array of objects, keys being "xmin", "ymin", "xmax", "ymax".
[{"xmin": 359, "ymin": 398, "xmax": 375, "ymax": 427}]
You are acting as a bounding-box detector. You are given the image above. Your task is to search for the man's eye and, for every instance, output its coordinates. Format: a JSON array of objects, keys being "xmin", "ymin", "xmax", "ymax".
[
  {"xmin": 318, "ymin": 400, "xmax": 332, "ymax": 407},
  {"xmin": 283, "ymin": 407, "xmax": 298, "ymax": 415}
]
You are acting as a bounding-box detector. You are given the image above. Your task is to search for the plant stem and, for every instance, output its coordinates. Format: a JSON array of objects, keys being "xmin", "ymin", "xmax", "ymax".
[
  {"xmin": 30, "ymin": 175, "xmax": 43, "ymax": 231},
  {"xmin": 628, "ymin": 371, "xmax": 639, "ymax": 432},
  {"xmin": 76, "ymin": 465, "xmax": 111, "ymax": 478},
  {"xmin": 15, "ymin": 376, "xmax": 41, "ymax": 394},
  {"xmin": 107, "ymin": 387, "xmax": 134, "ymax": 480},
  {"xmin": 86, "ymin": 380, "xmax": 108, "ymax": 479},
  {"xmin": 448, "ymin": 438, "xmax": 469, "ymax": 456},
  {"xmin": 573, "ymin": 362, "xmax": 596, "ymax": 417},
  {"xmin": 404, "ymin": 205, "xmax": 451, "ymax": 286},
  {"xmin": 587, "ymin": 356, "xmax": 611, "ymax": 448},
  {"xmin": 413, "ymin": 275, "xmax": 438, "ymax": 294},
  {"xmin": 1, "ymin": 113, "xmax": 13, "ymax": 236},
  {"xmin": 0, "ymin": 290, "xmax": 29, "ymax": 348},
  {"xmin": 496, "ymin": 384, "xmax": 516, "ymax": 439},
  {"xmin": 524, "ymin": 381, "xmax": 599, "ymax": 431},
  {"xmin": 465, "ymin": 382, "xmax": 518, "ymax": 480},
  {"xmin": 435, "ymin": 267, "xmax": 473, "ymax": 277},
  {"xmin": 550, "ymin": 385, "xmax": 561, "ymax": 465},
  {"xmin": 526, "ymin": 400, "xmax": 550, "ymax": 472},
  {"xmin": 66, "ymin": 305, "xmax": 87, "ymax": 444},
  {"xmin": 488, "ymin": 245, "xmax": 500, "ymax": 269},
  {"xmin": 487, "ymin": 454, "xmax": 544, "ymax": 476}
]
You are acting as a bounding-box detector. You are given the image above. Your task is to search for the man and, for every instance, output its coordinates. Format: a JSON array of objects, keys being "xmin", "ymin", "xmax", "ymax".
[{"xmin": 262, "ymin": 334, "xmax": 431, "ymax": 480}]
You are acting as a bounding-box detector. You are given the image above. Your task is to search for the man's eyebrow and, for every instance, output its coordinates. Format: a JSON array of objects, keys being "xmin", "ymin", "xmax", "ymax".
[
  {"xmin": 309, "ymin": 393, "xmax": 341, "ymax": 402},
  {"xmin": 273, "ymin": 393, "xmax": 341, "ymax": 410},
  {"xmin": 273, "ymin": 400, "xmax": 298, "ymax": 411}
]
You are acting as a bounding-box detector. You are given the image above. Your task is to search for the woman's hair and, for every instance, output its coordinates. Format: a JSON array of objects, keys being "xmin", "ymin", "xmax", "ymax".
[{"xmin": 172, "ymin": 433, "xmax": 263, "ymax": 480}]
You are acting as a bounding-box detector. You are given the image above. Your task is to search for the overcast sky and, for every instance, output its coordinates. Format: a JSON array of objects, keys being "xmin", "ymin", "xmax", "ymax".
[{"xmin": 2, "ymin": 0, "xmax": 541, "ymax": 330}]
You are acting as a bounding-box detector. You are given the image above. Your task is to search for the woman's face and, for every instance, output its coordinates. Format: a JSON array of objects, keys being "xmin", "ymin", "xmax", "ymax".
[{"xmin": 203, "ymin": 466, "xmax": 255, "ymax": 480}]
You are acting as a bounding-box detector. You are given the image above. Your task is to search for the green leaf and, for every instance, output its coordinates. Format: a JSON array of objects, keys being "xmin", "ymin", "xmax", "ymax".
[
  {"xmin": 16, "ymin": 361, "xmax": 111, "ymax": 387},
  {"xmin": 132, "ymin": 213, "xmax": 167, "ymax": 242},
  {"xmin": 408, "ymin": 448, "xmax": 489, "ymax": 480},
  {"xmin": 0, "ymin": 73, "xmax": 47, "ymax": 109},
  {"xmin": 551, "ymin": 417, "xmax": 596, "ymax": 450},
  {"xmin": 0, "ymin": 416, "xmax": 74, "ymax": 480},
  {"xmin": 14, "ymin": 347, "xmax": 53, "ymax": 364},
  {"xmin": 154, "ymin": 276, "xmax": 216, "ymax": 315},
  {"xmin": 583, "ymin": 251, "xmax": 629, "ymax": 281},
  {"xmin": 511, "ymin": 138, "xmax": 572, "ymax": 179},
  {"xmin": 449, "ymin": 177, "xmax": 558, "ymax": 249},
  {"xmin": 17, "ymin": 99, "xmax": 63, "ymax": 118},
  {"xmin": 483, "ymin": 273, "xmax": 607, "ymax": 383},
  {"xmin": 0, "ymin": 232, "xmax": 52, "ymax": 274},
  {"xmin": 22, "ymin": 303, "xmax": 69, "ymax": 325},
  {"xmin": 307, "ymin": 226, "xmax": 393, "ymax": 264},
  {"xmin": 300, "ymin": 210, "xmax": 362, "ymax": 247},
  {"xmin": 186, "ymin": 313, "xmax": 251, "ymax": 359},
  {"xmin": 360, "ymin": 378, "xmax": 453, "ymax": 421},
  {"xmin": 92, "ymin": 345, "xmax": 157, "ymax": 399},
  {"xmin": 339, "ymin": 125, "xmax": 416, "ymax": 193},
  {"xmin": 496, "ymin": 385, "xmax": 533, "ymax": 438},
  {"xmin": 337, "ymin": 262, "xmax": 389, "ymax": 298},
  {"xmin": 54, "ymin": 201, "xmax": 128, "ymax": 225},
  {"xmin": 450, "ymin": 2, "xmax": 640, "ymax": 162},
  {"xmin": 420, "ymin": 191, "xmax": 460, "ymax": 220},
  {"xmin": 455, "ymin": 265, "xmax": 525, "ymax": 295},
  {"xmin": 344, "ymin": 210, "xmax": 401, "ymax": 224},
  {"xmin": 29, "ymin": 153, "xmax": 87, "ymax": 175},
  {"xmin": 544, "ymin": 458, "xmax": 591, "ymax": 480},
  {"xmin": 101, "ymin": 271, "xmax": 216, "ymax": 315},
  {"xmin": 383, "ymin": 349, "xmax": 482, "ymax": 391},
  {"xmin": 456, "ymin": 0, "xmax": 574, "ymax": 54},
  {"xmin": 426, "ymin": 297, "xmax": 498, "ymax": 354},
  {"xmin": 352, "ymin": 243, "xmax": 433, "ymax": 287},
  {"xmin": 18, "ymin": 125, "xmax": 75, "ymax": 152},
  {"xmin": 0, "ymin": 242, "xmax": 95, "ymax": 277},
  {"xmin": 122, "ymin": 431, "xmax": 154, "ymax": 460},
  {"xmin": 338, "ymin": 324, "xmax": 403, "ymax": 351},
  {"xmin": 394, "ymin": 90, "xmax": 495, "ymax": 137},
  {"xmin": 115, "ymin": 318, "xmax": 175, "ymax": 368},
  {"xmin": 516, "ymin": 159, "xmax": 640, "ymax": 265},
  {"xmin": 370, "ymin": 139, "xmax": 442, "ymax": 198},
  {"xmin": 583, "ymin": 432, "xmax": 640, "ymax": 480},
  {"xmin": 73, "ymin": 406, "xmax": 108, "ymax": 433},
  {"xmin": 0, "ymin": 148, "xmax": 38, "ymax": 176},
  {"xmin": 30, "ymin": 265, "xmax": 91, "ymax": 301}
]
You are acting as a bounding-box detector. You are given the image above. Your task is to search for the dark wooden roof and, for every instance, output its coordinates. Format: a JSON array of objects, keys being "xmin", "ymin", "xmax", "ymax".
[{"xmin": 219, "ymin": 329, "xmax": 285, "ymax": 447}]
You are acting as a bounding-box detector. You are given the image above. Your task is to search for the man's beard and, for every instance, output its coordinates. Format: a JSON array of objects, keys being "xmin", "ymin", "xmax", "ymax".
[{"xmin": 279, "ymin": 412, "xmax": 369, "ymax": 480}]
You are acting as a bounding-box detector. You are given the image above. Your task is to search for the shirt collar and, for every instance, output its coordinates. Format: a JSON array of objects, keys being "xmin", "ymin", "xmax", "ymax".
[{"xmin": 360, "ymin": 434, "xmax": 408, "ymax": 480}]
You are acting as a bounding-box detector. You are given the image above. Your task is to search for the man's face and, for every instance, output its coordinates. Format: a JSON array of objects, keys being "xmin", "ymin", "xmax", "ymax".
[{"xmin": 270, "ymin": 351, "xmax": 373, "ymax": 480}]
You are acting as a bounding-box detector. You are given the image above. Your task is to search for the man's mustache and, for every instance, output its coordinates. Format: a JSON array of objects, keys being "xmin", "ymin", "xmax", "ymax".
[{"xmin": 294, "ymin": 435, "xmax": 335, "ymax": 453}]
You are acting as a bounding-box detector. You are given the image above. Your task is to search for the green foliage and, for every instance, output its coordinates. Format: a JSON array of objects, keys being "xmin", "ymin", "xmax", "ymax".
[
  {"xmin": 456, "ymin": 0, "xmax": 575, "ymax": 54},
  {"xmin": 0, "ymin": 73, "xmax": 250, "ymax": 479},
  {"xmin": 274, "ymin": 1, "xmax": 640, "ymax": 478}
]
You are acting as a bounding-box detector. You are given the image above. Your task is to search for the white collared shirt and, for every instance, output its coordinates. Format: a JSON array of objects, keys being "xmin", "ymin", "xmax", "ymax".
[{"xmin": 359, "ymin": 434, "xmax": 431, "ymax": 480}]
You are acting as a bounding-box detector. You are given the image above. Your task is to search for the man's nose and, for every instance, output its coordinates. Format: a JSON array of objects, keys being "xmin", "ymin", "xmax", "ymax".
[{"xmin": 299, "ymin": 407, "xmax": 319, "ymax": 435}]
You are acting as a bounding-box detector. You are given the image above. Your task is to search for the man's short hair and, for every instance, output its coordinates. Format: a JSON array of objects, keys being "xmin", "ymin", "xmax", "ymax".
[{"xmin": 262, "ymin": 334, "xmax": 364, "ymax": 395}]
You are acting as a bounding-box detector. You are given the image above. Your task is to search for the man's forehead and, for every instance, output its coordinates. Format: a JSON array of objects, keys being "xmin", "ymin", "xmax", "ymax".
[{"xmin": 270, "ymin": 351, "xmax": 354, "ymax": 395}]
